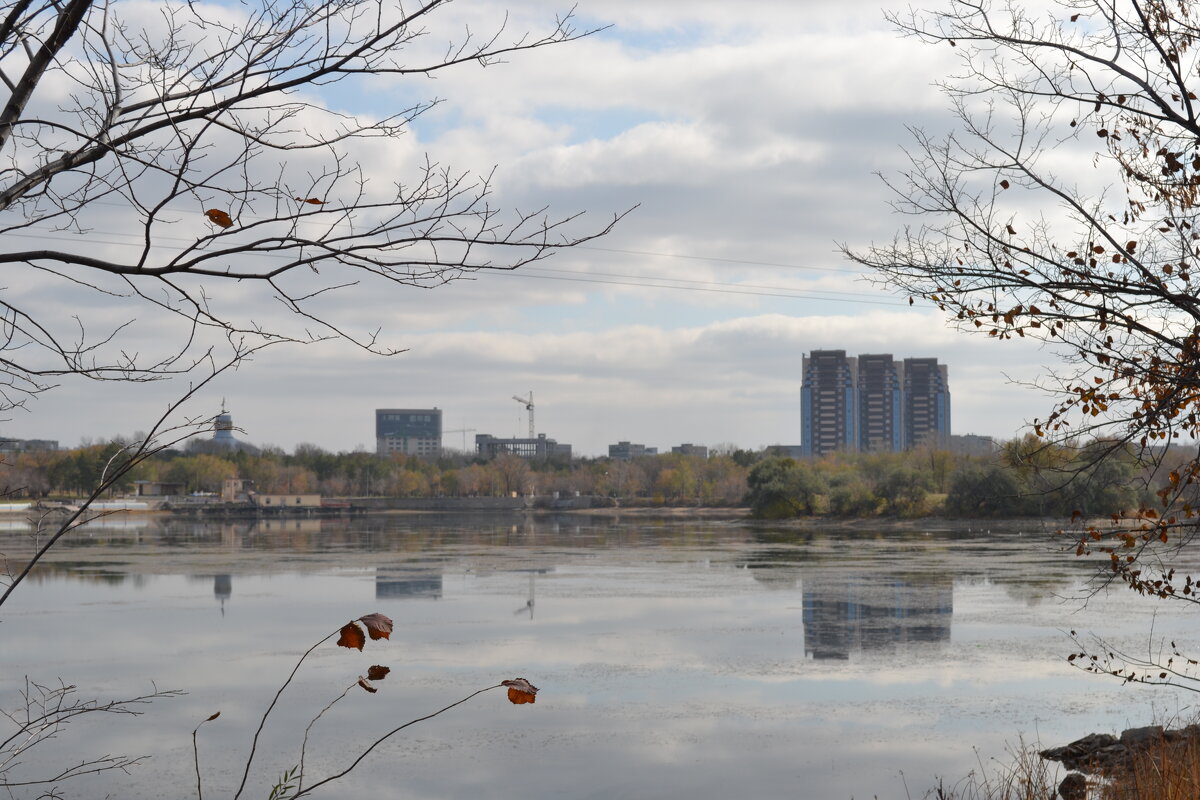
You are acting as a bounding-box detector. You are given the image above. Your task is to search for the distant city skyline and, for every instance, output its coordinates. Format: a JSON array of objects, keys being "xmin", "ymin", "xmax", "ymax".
[{"xmin": 9, "ymin": 0, "xmax": 1063, "ymax": 457}]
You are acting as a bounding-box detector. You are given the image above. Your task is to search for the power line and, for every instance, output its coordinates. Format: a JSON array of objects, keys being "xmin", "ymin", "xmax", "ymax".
[{"xmin": 4, "ymin": 224, "xmax": 904, "ymax": 305}]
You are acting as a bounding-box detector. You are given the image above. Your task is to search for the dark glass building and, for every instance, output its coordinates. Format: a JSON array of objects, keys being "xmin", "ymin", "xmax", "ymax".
[{"xmin": 375, "ymin": 408, "xmax": 442, "ymax": 457}]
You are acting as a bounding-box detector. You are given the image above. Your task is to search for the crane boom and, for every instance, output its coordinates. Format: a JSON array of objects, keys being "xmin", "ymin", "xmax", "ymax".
[{"xmin": 512, "ymin": 391, "xmax": 534, "ymax": 439}]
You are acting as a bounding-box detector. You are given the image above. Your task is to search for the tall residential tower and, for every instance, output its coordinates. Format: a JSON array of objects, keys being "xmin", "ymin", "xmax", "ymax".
[
  {"xmin": 801, "ymin": 350, "xmax": 857, "ymax": 457},
  {"xmin": 801, "ymin": 351, "xmax": 950, "ymax": 455}
]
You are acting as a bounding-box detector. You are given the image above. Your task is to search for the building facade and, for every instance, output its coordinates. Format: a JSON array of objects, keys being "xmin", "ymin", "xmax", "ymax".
[
  {"xmin": 801, "ymin": 351, "xmax": 951, "ymax": 455},
  {"xmin": 0, "ymin": 438, "xmax": 58, "ymax": 454},
  {"xmin": 476, "ymin": 433, "xmax": 571, "ymax": 461},
  {"xmin": 608, "ymin": 441, "xmax": 657, "ymax": 460},
  {"xmin": 902, "ymin": 358, "xmax": 951, "ymax": 448},
  {"xmin": 376, "ymin": 408, "xmax": 442, "ymax": 457},
  {"xmin": 856, "ymin": 354, "xmax": 903, "ymax": 452},
  {"xmin": 801, "ymin": 350, "xmax": 858, "ymax": 457}
]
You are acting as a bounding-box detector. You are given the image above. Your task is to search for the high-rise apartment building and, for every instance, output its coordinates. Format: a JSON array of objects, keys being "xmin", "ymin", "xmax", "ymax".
[
  {"xmin": 801, "ymin": 351, "xmax": 951, "ymax": 455},
  {"xmin": 902, "ymin": 358, "xmax": 951, "ymax": 448},
  {"xmin": 856, "ymin": 354, "xmax": 903, "ymax": 452},
  {"xmin": 376, "ymin": 408, "xmax": 442, "ymax": 457},
  {"xmin": 801, "ymin": 350, "xmax": 857, "ymax": 457}
]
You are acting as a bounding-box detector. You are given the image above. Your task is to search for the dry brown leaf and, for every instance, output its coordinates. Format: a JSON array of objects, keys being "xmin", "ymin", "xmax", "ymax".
[
  {"xmin": 337, "ymin": 621, "xmax": 366, "ymax": 651},
  {"xmin": 367, "ymin": 665, "xmax": 391, "ymax": 681},
  {"xmin": 359, "ymin": 613, "xmax": 393, "ymax": 641},
  {"xmin": 999, "ymin": 179, "xmax": 1010, "ymax": 189},
  {"xmin": 205, "ymin": 711, "xmax": 221, "ymax": 721},
  {"xmin": 293, "ymin": 197, "xmax": 325, "ymax": 205},
  {"xmin": 502, "ymin": 677, "xmax": 538, "ymax": 704},
  {"xmin": 357, "ymin": 676, "xmax": 378, "ymax": 693},
  {"xmin": 204, "ymin": 209, "xmax": 234, "ymax": 228}
]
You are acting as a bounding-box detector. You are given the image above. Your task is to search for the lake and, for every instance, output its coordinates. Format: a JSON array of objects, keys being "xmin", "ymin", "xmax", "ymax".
[{"xmin": 1, "ymin": 513, "xmax": 1197, "ymax": 799}]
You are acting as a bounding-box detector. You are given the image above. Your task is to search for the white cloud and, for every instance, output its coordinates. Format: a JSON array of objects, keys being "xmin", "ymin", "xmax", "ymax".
[{"xmin": 3, "ymin": 0, "xmax": 1104, "ymax": 457}]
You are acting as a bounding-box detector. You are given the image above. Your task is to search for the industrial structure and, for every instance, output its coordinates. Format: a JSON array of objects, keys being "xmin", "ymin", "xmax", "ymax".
[
  {"xmin": 512, "ymin": 391, "xmax": 535, "ymax": 439},
  {"xmin": 801, "ymin": 350, "xmax": 950, "ymax": 457},
  {"xmin": 375, "ymin": 408, "xmax": 442, "ymax": 457},
  {"xmin": 476, "ymin": 433, "xmax": 571, "ymax": 461}
]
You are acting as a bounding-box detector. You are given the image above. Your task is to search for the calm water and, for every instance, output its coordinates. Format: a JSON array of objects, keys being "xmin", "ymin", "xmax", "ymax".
[{"xmin": 2, "ymin": 513, "xmax": 1197, "ymax": 799}]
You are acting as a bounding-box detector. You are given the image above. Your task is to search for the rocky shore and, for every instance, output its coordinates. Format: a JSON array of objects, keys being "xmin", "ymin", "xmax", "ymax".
[{"xmin": 1040, "ymin": 724, "xmax": 1200, "ymax": 799}]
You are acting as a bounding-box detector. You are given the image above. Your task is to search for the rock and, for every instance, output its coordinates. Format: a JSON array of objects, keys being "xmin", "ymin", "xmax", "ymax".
[
  {"xmin": 1042, "ymin": 723, "xmax": 1200, "ymax": 776},
  {"xmin": 1119, "ymin": 725, "xmax": 1164, "ymax": 748},
  {"xmin": 1040, "ymin": 733, "xmax": 1119, "ymax": 771},
  {"xmin": 1058, "ymin": 772, "xmax": 1087, "ymax": 800}
]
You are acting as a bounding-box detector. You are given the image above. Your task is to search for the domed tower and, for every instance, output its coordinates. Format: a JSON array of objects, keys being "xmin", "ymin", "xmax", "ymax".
[{"xmin": 213, "ymin": 400, "xmax": 236, "ymax": 445}]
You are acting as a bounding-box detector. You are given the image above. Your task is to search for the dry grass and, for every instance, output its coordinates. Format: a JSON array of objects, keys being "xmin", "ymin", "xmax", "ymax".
[
  {"xmin": 921, "ymin": 733, "xmax": 1200, "ymax": 800},
  {"xmin": 1106, "ymin": 735, "xmax": 1200, "ymax": 800},
  {"xmin": 920, "ymin": 744, "xmax": 1059, "ymax": 800}
]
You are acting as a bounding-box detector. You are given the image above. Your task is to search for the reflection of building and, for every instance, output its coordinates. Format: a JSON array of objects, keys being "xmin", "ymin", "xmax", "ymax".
[
  {"xmin": 608, "ymin": 441, "xmax": 656, "ymax": 459},
  {"xmin": 376, "ymin": 408, "xmax": 442, "ymax": 457},
  {"xmin": 375, "ymin": 572, "xmax": 443, "ymax": 599},
  {"xmin": 476, "ymin": 433, "xmax": 571, "ymax": 461},
  {"xmin": 802, "ymin": 575, "xmax": 952, "ymax": 660}
]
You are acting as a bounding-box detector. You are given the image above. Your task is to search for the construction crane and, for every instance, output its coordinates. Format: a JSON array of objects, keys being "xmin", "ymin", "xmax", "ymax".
[
  {"xmin": 512, "ymin": 391, "xmax": 535, "ymax": 439},
  {"xmin": 443, "ymin": 428, "xmax": 477, "ymax": 451}
]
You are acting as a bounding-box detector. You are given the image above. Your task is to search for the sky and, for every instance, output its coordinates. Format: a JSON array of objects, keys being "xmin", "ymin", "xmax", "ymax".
[{"xmin": 13, "ymin": 0, "xmax": 1074, "ymax": 456}]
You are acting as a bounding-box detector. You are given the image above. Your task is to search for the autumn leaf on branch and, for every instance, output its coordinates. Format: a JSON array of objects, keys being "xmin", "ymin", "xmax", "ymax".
[
  {"xmin": 293, "ymin": 197, "xmax": 325, "ymax": 205},
  {"xmin": 337, "ymin": 621, "xmax": 366, "ymax": 651},
  {"xmin": 204, "ymin": 209, "xmax": 234, "ymax": 228},
  {"xmin": 502, "ymin": 677, "xmax": 538, "ymax": 704},
  {"xmin": 367, "ymin": 665, "xmax": 391, "ymax": 681},
  {"xmin": 336, "ymin": 613, "xmax": 394, "ymax": 650},
  {"xmin": 359, "ymin": 613, "xmax": 393, "ymax": 641},
  {"xmin": 357, "ymin": 676, "xmax": 378, "ymax": 693}
]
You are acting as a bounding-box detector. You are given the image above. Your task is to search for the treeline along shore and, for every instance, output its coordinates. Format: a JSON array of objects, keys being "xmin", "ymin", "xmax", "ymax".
[{"xmin": 0, "ymin": 434, "xmax": 1170, "ymax": 521}]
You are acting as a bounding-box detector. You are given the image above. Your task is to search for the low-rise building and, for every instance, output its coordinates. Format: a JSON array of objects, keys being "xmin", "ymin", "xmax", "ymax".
[
  {"xmin": 0, "ymin": 438, "xmax": 59, "ymax": 454},
  {"xmin": 250, "ymin": 493, "xmax": 322, "ymax": 508},
  {"xmin": 476, "ymin": 433, "xmax": 571, "ymax": 461},
  {"xmin": 609, "ymin": 441, "xmax": 657, "ymax": 460},
  {"xmin": 134, "ymin": 480, "xmax": 185, "ymax": 497}
]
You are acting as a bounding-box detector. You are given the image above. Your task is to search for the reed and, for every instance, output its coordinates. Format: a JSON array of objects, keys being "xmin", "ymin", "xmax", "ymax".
[{"xmin": 923, "ymin": 732, "xmax": 1200, "ymax": 800}]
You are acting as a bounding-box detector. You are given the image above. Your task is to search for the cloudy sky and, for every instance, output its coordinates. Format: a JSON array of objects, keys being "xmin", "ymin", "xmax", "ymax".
[{"xmin": 16, "ymin": 0, "xmax": 1071, "ymax": 456}]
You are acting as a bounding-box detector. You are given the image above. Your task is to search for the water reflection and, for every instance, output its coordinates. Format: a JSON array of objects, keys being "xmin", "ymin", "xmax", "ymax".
[
  {"xmin": 802, "ymin": 575, "xmax": 952, "ymax": 660},
  {"xmin": 375, "ymin": 571, "xmax": 443, "ymax": 599},
  {"xmin": 2, "ymin": 515, "xmax": 1192, "ymax": 800}
]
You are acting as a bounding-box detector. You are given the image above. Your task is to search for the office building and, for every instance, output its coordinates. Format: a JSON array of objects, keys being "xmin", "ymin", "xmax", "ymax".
[
  {"xmin": 609, "ymin": 441, "xmax": 657, "ymax": 460},
  {"xmin": 376, "ymin": 408, "xmax": 442, "ymax": 457},
  {"xmin": 671, "ymin": 443, "xmax": 709, "ymax": 458}
]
